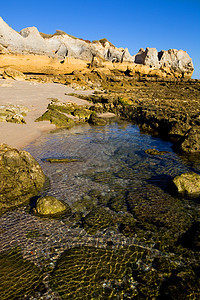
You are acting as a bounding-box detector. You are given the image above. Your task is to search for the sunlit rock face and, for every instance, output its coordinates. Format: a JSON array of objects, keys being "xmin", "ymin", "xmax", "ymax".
[
  {"xmin": 0, "ymin": 17, "xmax": 194, "ymax": 78},
  {"xmin": 133, "ymin": 47, "xmax": 194, "ymax": 78},
  {"xmin": 0, "ymin": 144, "xmax": 45, "ymax": 214}
]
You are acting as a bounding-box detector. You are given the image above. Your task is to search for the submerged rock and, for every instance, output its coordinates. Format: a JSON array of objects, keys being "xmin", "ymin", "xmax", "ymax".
[
  {"xmin": 172, "ymin": 172, "xmax": 200, "ymax": 196},
  {"xmin": 36, "ymin": 196, "xmax": 71, "ymax": 215},
  {"xmin": 0, "ymin": 248, "xmax": 44, "ymax": 299},
  {"xmin": 0, "ymin": 144, "xmax": 45, "ymax": 214},
  {"xmin": 45, "ymin": 157, "xmax": 80, "ymax": 163},
  {"xmin": 144, "ymin": 149, "xmax": 170, "ymax": 155},
  {"xmin": 83, "ymin": 207, "xmax": 113, "ymax": 234}
]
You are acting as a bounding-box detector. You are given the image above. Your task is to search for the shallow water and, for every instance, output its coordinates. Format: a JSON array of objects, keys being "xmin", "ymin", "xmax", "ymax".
[
  {"xmin": 1, "ymin": 121, "xmax": 200, "ymax": 299},
  {"xmin": 25, "ymin": 121, "xmax": 200, "ymax": 206}
]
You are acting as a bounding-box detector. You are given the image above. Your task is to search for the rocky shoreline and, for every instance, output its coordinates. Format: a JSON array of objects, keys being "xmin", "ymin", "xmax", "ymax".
[{"xmin": 0, "ymin": 17, "xmax": 200, "ymax": 300}]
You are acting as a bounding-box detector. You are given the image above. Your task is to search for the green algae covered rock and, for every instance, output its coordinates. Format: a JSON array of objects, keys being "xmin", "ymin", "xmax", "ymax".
[
  {"xmin": 35, "ymin": 107, "xmax": 74, "ymax": 128},
  {"xmin": 48, "ymin": 99, "xmax": 78, "ymax": 114},
  {"xmin": 35, "ymin": 99, "xmax": 92, "ymax": 127},
  {"xmin": 36, "ymin": 196, "xmax": 71, "ymax": 216},
  {"xmin": 172, "ymin": 172, "xmax": 200, "ymax": 196},
  {"xmin": 46, "ymin": 157, "xmax": 80, "ymax": 163},
  {"xmin": 144, "ymin": 148, "xmax": 170, "ymax": 155},
  {"xmin": 0, "ymin": 144, "xmax": 45, "ymax": 214},
  {"xmin": 72, "ymin": 107, "xmax": 92, "ymax": 120},
  {"xmin": 118, "ymin": 97, "xmax": 133, "ymax": 106},
  {"xmin": 0, "ymin": 248, "xmax": 44, "ymax": 299}
]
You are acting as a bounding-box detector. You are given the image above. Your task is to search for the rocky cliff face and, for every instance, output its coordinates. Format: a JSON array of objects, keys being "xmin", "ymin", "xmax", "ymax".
[{"xmin": 0, "ymin": 17, "xmax": 194, "ymax": 78}]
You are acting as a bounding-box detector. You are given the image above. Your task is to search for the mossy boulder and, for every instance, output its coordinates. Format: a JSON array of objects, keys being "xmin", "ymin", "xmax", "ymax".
[
  {"xmin": 72, "ymin": 107, "xmax": 91, "ymax": 120},
  {"xmin": 48, "ymin": 99, "xmax": 78, "ymax": 114},
  {"xmin": 172, "ymin": 172, "xmax": 200, "ymax": 196},
  {"xmin": 35, "ymin": 107, "xmax": 74, "ymax": 128},
  {"xmin": 0, "ymin": 144, "xmax": 45, "ymax": 214},
  {"xmin": 36, "ymin": 196, "xmax": 71, "ymax": 216}
]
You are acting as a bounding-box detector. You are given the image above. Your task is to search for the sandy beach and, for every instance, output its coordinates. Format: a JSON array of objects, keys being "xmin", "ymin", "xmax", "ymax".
[{"xmin": 0, "ymin": 79, "xmax": 91, "ymax": 149}]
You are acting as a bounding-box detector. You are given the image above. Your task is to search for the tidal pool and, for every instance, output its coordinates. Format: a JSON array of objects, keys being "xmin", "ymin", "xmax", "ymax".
[
  {"xmin": 24, "ymin": 121, "xmax": 200, "ymax": 298},
  {"xmin": 25, "ymin": 122, "xmax": 200, "ymax": 205},
  {"xmin": 1, "ymin": 121, "xmax": 199, "ymax": 299}
]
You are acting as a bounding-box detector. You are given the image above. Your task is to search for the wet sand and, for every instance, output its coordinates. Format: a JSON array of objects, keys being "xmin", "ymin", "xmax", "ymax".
[{"xmin": 0, "ymin": 79, "xmax": 92, "ymax": 149}]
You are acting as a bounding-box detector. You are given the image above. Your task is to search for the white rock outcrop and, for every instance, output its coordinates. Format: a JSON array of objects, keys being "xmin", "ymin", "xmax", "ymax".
[{"xmin": 0, "ymin": 17, "xmax": 194, "ymax": 77}]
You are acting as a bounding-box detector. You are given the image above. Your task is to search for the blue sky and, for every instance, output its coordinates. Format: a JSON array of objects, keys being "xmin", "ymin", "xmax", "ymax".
[{"xmin": 1, "ymin": 0, "xmax": 200, "ymax": 78}]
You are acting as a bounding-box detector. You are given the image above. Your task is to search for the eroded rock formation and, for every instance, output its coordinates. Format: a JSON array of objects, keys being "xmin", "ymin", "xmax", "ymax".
[{"xmin": 0, "ymin": 17, "xmax": 194, "ymax": 79}]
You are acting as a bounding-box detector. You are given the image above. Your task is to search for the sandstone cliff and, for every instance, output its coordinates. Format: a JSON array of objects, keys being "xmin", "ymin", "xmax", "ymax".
[{"xmin": 0, "ymin": 17, "xmax": 194, "ymax": 78}]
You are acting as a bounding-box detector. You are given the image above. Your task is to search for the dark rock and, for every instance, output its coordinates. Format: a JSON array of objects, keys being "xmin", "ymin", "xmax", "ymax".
[
  {"xmin": 175, "ymin": 126, "xmax": 200, "ymax": 154},
  {"xmin": 127, "ymin": 185, "xmax": 192, "ymax": 235},
  {"xmin": 178, "ymin": 222, "xmax": 200, "ymax": 250},
  {"xmin": 88, "ymin": 112, "xmax": 107, "ymax": 126}
]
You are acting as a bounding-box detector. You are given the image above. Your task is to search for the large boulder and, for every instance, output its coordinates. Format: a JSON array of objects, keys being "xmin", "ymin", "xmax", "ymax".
[
  {"xmin": 0, "ymin": 144, "xmax": 45, "ymax": 214},
  {"xmin": 133, "ymin": 47, "xmax": 194, "ymax": 78},
  {"xmin": 159, "ymin": 49, "xmax": 194, "ymax": 78},
  {"xmin": 36, "ymin": 196, "xmax": 71, "ymax": 215},
  {"xmin": 172, "ymin": 172, "xmax": 200, "ymax": 196},
  {"xmin": 143, "ymin": 47, "xmax": 159, "ymax": 68},
  {"xmin": 134, "ymin": 47, "xmax": 159, "ymax": 67}
]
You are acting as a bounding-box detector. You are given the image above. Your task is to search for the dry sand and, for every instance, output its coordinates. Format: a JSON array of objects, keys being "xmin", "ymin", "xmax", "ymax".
[{"xmin": 0, "ymin": 79, "xmax": 92, "ymax": 149}]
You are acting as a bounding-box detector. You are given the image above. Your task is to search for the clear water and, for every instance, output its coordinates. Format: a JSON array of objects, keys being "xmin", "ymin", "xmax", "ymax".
[
  {"xmin": 25, "ymin": 121, "xmax": 200, "ymax": 207},
  {"xmin": 1, "ymin": 121, "xmax": 200, "ymax": 299}
]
